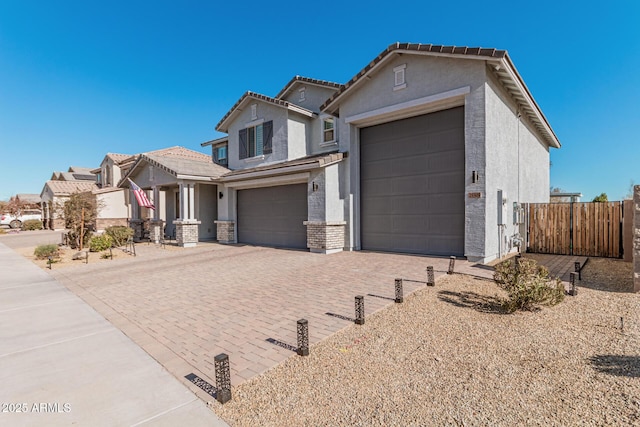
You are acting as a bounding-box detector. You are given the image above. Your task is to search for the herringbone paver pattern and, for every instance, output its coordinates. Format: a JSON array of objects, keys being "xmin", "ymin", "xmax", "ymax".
[{"xmin": 50, "ymin": 243, "xmax": 493, "ymax": 398}]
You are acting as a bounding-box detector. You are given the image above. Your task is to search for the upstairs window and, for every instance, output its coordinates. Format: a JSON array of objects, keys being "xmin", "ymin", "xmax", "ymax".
[
  {"xmin": 95, "ymin": 172, "xmax": 102, "ymax": 187},
  {"xmin": 322, "ymin": 117, "xmax": 335, "ymax": 144},
  {"xmin": 239, "ymin": 121, "xmax": 273, "ymax": 159},
  {"xmin": 213, "ymin": 145, "xmax": 228, "ymax": 166}
]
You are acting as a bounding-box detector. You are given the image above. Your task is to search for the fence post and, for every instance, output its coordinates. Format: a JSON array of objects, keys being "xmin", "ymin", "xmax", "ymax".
[
  {"xmin": 394, "ymin": 279, "xmax": 403, "ymax": 303},
  {"xmin": 297, "ymin": 319, "xmax": 309, "ymax": 356},
  {"xmin": 214, "ymin": 353, "xmax": 232, "ymax": 404},
  {"xmin": 426, "ymin": 266, "xmax": 435, "ymax": 286},
  {"xmin": 355, "ymin": 296, "xmax": 365, "ymax": 325}
]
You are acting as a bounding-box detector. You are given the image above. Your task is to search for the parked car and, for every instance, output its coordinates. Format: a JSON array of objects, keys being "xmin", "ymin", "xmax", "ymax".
[{"xmin": 0, "ymin": 210, "xmax": 42, "ymax": 229}]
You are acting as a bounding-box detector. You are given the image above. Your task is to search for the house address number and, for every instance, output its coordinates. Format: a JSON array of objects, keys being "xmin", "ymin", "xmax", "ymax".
[{"xmin": 468, "ymin": 192, "xmax": 482, "ymax": 199}]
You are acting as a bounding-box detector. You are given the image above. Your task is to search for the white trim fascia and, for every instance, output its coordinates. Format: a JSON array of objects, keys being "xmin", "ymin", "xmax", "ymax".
[
  {"xmin": 499, "ymin": 57, "xmax": 560, "ymax": 148},
  {"xmin": 287, "ymin": 104, "xmax": 316, "ymax": 117},
  {"xmin": 175, "ymin": 174, "xmax": 217, "ymax": 181},
  {"xmin": 345, "ymin": 86, "xmax": 470, "ymax": 126},
  {"xmin": 225, "ymin": 172, "xmax": 310, "ymax": 189},
  {"xmin": 220, "ymin": 157, "xmax": 343, "ymax": 183},
  {"xmin": 243, "ymin": 154, "xmax": 266, "ymax": 163}
]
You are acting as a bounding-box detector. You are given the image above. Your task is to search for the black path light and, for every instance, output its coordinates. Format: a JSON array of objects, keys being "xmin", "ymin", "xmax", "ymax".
[
  {"xmin": 447, "ymin": 256, "xmax": 456, "ymax": 275},
  {"xmin": 297, "ymin": 319, "xmax": 309, "ymax": 356},
  {"xmin": 214, "ymin": 353, "xmax": 232, "ymax": 404},
  {"xmin": 574, "ymin": 261, "xmax": 581, "ymax": 280},
  {"xmin": 355, "ymin": 296, "xmax": 365, "ymax": 325},
  {"xmin": 427, "ymin": 266, "xmax": 435, "ymax": 286},
  {"xmin": 569, "ymin": 272, "xmax": 578, "ymax": 296},
  {"xmin": 394, "ymin": 278, "xmax": 403, "ymax": 303}
]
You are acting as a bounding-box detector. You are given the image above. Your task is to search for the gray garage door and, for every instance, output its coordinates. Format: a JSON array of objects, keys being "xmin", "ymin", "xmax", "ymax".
[
  {"xmin": 237, "ymin": 184, "xmax": 308, "ymax": 249},
  {"xmin": 360, "ymin": 106, "xmax": 465, "ymax": 256}
]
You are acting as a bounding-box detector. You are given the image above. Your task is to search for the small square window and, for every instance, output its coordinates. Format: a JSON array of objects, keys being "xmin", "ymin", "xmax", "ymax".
[{"xmin": 323, "ymin": 117, "xmax": 335, "ymax": 143}]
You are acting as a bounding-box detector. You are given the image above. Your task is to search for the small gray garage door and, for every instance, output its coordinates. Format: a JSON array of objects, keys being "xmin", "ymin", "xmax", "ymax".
[
  {"xmin": 237, "ymin": 184, "xmax": 308, "ymax": 249},
  {"xmin": 360, "ymin": 106, "xmax": 465, "ymax": 256}
]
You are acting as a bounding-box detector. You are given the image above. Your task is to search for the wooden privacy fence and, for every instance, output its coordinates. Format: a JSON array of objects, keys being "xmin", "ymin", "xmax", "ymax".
[{"xmin": 527, "ymin": 202, "xmax": 622, "ymax": 258}]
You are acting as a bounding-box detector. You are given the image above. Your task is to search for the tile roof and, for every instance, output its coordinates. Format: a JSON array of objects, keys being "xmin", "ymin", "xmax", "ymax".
[
  {"xmin": 119, "ymin": 146, "xmax": 229, "ymax": 186},
  {"xmin": 320, "ymin": 42, "xmax": 560, "ymax": 149},
  {"xmin": 201, "ymin": 136, "xmax": 229, "ymax": 147},
  {"xmin": 106, "ymin": 153, "xmax": 133, "ymax": 163},
  {"xmin": 221, "ymin": 151, "xmax": 344, "ymax": 180},
  {"xmin": 216, "ymin": 91, "xmax": 315, "ymax": 133},
  {"xmin": 67, "ymin": 166, "xmax": 94, "ymax": 174},
  {"xmin": 144, "ymin": 146, "xmax": 212, "ymax": 163},
  {"xmin": 275, "ymin": 76, "xmax": 343, "ymax": 100},
  {"xmin": 320, "ymin": 42, "xmax": 507, "ymax": 112},
  {"xmin": 44, "ymin": 180, "xmax": 99, "ymax": 195},
  {"xmin": 16, "ymin": 194, "xmax": 41, "ymax": 204}
]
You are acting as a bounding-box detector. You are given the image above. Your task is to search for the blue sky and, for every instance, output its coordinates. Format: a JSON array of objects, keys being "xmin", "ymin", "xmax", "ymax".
[{"xmin": 1, "ymin": 1, "xmax": 638, "ymax": 201}]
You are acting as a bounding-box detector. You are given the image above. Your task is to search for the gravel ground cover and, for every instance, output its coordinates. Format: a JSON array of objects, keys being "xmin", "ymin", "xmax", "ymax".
[{"xmin": 215, "ymin": 258, "xmax": 640, "ymax": 426}]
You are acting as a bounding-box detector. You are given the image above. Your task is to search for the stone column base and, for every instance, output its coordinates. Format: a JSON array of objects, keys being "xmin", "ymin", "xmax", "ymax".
[
  {"xmin": 52, "ymin": 218, "xmax": 67, "ymax": 231},
  {"xmin": 130, "ymin": 219, "xmax": 145, "ymax": 242},
  {"xmin": 150, "ymin": 220, "xmax": 165, "ymax": 244},
  {"xmin": 174, "ymin": 220, "xmax": 201, "ymax": 247},
  {"xmin": 215, "ymin": 220, "xmax": 236, "ymax": 244},
  {"xmin": 303, "ymin": 221, "xmax": 346, "ymax": 254}
]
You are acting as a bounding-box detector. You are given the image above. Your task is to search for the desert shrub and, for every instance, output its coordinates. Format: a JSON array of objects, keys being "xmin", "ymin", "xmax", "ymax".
[
  {"xmin": 65, "ymin": 230, "xmax": 93, "ymax": 249},
  {"xmin": 105, "ymin": 226, "xmax": 133, "ymax": 247},
  {"xmin": 34, "ymin": 244, "xmax": 59, "ymax": 260},
  {"xmin": 22, "ymin": 219, "xmax": 43, "ymax": 230},
  {"xmin": 89, "ymin": 234, "xmax": 113, "ymax": 252},
  {"xmin": 494, "ymin": 257, "xmax": 565, "ymax": 312}
]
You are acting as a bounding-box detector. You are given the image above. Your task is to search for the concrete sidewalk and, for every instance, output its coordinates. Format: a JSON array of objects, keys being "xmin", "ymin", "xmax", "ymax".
[{"xmin": 0, "ymin": 242, "xmax": 228, "ymax": 426}]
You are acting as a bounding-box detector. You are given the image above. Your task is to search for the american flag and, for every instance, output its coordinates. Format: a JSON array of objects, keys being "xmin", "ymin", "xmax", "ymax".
[{"xmin": 128, "ymin": 178, "xmax": 155, "ymax": 209}]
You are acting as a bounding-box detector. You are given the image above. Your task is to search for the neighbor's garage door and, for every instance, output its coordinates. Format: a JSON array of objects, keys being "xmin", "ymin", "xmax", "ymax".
[
  {"xmin": 237, "ymin": 184, "xmax": 308, "ymax": 249},
  {"xmin": 360, "ymin": 106, "xmax": 465, "ymax": 256}
]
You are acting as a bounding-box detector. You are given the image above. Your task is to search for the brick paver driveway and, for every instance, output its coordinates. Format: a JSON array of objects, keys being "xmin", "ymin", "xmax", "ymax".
[{"xmin": 50, "ymin": 243, "xmax": 492, "ymax": 400}]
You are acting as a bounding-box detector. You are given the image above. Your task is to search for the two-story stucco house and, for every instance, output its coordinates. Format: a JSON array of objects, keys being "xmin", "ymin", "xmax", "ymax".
[{"xmin": 124, "ymin": 43, "xmax": 560, "ymax": 263}]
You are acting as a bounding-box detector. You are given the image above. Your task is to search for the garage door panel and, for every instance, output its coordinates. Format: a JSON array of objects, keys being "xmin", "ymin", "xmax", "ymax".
[
  {"xmin": 361, "ymin": 107, "xmax": 465, "ymax": 256},
  {"xmin": 238, "ymin": 184, "xmax": 307, "ymax": 249}
]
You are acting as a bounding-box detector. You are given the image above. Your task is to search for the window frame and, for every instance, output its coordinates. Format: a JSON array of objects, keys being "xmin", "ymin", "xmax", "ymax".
[
  {"xmin": 393, "ymin": 64, "xmax": 407, "ymax": 91},
  {"xmin": 320, "ymin": 115, "xmax": 337, "ymax": 146}
]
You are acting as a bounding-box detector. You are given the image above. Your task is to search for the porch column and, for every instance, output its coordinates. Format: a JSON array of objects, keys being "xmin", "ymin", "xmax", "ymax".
[
  {"xmin": 173, "ymin": 181, "xmax": 200, "ymax": 247},
  {"xmin": 149, "ymin": 185, "xmax": 164, "ymax": 244},
  {"xmin": 130, "ymin": 189, "xmax": 144, "ymax": 241}
]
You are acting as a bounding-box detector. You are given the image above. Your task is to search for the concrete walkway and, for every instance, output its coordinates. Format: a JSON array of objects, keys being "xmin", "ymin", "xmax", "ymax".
[{"xmin": 0, "ymin": 242, "xmax": 228, "ymax": 427}]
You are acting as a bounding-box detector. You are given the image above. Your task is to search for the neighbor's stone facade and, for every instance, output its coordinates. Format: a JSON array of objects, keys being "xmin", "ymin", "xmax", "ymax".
[
  {"xmin": 149, "ymin": 219, "xmax": 164, "ymax": 244},
  {"xmin": 130, "ymin": 219, "xmax": 145, "ymax": 241},
  {"xmin": 51, "ymin": 217, "xmax": 66, "ymax": 231},
  {"xmin": 174, "ymin": 220, "xmax": 200, "ymax": 247},
  {"xmin": 634, "ymin": 186, "xmax": 640, "ymax": 292},
  {"xmin": 215, "ymin": 220, "xmax": 236, "ymax": 244},
  {"xmin": 304, "ymin": 221, "xmax": 346, "ymax": 254},
  {"xmin": 96, "ymin": 218, "xmax": 128, "ymax": 231}
]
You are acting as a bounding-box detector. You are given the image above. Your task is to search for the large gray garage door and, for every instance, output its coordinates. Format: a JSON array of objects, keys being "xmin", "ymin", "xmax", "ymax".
[
  {"xmin": 237, "ymin": 184, "xmax": 308, "ymax": 249},
  {"xmin": 360, "ymin": 106, "xmax": 465, "ymax": 256}
]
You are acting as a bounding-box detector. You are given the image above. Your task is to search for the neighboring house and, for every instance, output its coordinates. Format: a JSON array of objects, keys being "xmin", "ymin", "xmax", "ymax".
[
  {"xmin": 91, "ymin": 153, "xmax": 135, "ymax": 230},
  {"xmin": 127, "ymin": 43, "xmax": 561, "ymax": 263},
  {"xmin": 550, "ymin": 192, "xmax": 582, "ymax": 203},
  {"xmin": 118, "ymin": 146, "xmax": 228, "ymax": 245},
  {"xmin": 40, "ymin": 180, "xmax": 99, "ymax": 230},
  {"xmin": 15, "ymin": 193, "xmax": 42, "ymax": 210}
]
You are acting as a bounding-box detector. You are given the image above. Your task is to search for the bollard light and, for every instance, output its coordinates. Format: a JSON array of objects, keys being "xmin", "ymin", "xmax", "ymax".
[
  {"xmin": 427, "ymin": 266, "xmax": 435, "ymax": 286},
  {"xmin": 569, "ymin": 272, "xmax": 578, "ymax": 296},
  {"xmin": 48, "ymin": 256, "xmax": 52, "ymax": 270},
  {"xmin": 355, "ymin": 296, "xmax": 365, "ymax": 325},
  {"xmin": 574, "ymin": 261, "xmax": 581, "ymax": 280},
  {"xmin": 394, "ymin": 278, "xmax": 403, "ymax": 303},
  {"xmin": 214, "ymin": 353, "xmax": 232, "ymax": 404},
  {"xmin": 297, "ymin": 319, "xmax": 309, "ymax": 356},
  {"xmin": 448, "ymin": 256, "xmax": 456, "ymax": 275}
]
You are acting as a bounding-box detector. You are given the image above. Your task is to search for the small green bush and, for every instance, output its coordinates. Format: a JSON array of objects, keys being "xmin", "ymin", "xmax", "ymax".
[
  {"xmin": 34, "ymin": 244, "xmax": 59, "ymax": 260},
  {"xmin": 494, "ymin": 257, "xmax": 565, "ymax": 313},
  {"xmin": 89, "ymin": 234, "xmax": 113, "ymax": 252},
  {"xmin": 105, "ymin": 226, "xmax": 134, "ymax": 247},
  {"xmin": 65, "ymin": 230, "xmax": 93, "ymax": 249},
  {"xmin": 22, "ymin": 219, "xmax": 43, "ymax": 231}
]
